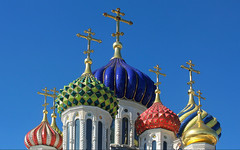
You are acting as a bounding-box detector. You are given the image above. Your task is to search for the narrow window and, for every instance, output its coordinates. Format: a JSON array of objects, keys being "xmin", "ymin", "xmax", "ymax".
[
  {"xmin": 122, "ymin": 117, "xmax": 128, "ymax": 144},
  {"xmin": 163, "ymin": 141, "xmax": 167, "ymax": 150},
  {"xmin": 134, "ymin": 127, "xmax": 139, "ymax": 146},
  {"xmin": 75, "ymin": 119, "xmax": 80, "ymax": 149},
  {"xmin": 98, "ymin": 121, "xmax": 103, "ymax": 149},
  {"xmin": 66, "ymin": 122, "xmax": 70, "ymax": 150},
  {"xmin": 144, "ymin": 143, "xmax": 147, "ymax": 150},
  {"xmin": 86, "ymin": 119, "xmax": 92, "ymax": 150},
  {"xmin": 110, "ymin": 119, "xmax": 115, "ymax": 143},
  {"xmin": 106, "ymin": 129, "xmax": 108, "ymax": 150},
  {"xmin": 152, "ymin": 140, "xmax": 156, "ymax": 150}
]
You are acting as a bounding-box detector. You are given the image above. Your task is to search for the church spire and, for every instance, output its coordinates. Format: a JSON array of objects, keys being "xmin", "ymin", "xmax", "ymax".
[
  {"xmin": 103, "ymin": 8, "xmax": 133, "ymax": 60},
  {"xmin": 76, "ymin": 28, "xmax": 102, "ymax": 75},
  {"xmin": 149, "ymin": 65, "xmax": 166, "ymax": 103},
  {"xmin": 181, "ymin": 60, "xmax": 200, "ymax": 105},
  {"xmin": 37, "ymin": 87, "xmax": 51, "ymax": 122}
]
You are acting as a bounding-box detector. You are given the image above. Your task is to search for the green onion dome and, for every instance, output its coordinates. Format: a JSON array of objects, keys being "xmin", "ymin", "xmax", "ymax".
[{"xmin": 55, "ymin": 73, "xmax": 119, "ymax": 117}]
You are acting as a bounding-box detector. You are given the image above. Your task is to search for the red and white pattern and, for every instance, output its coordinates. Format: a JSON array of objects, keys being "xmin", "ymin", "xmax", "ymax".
[
  {"xmin": 24, "ymin": 121, "xmax": 62, "ymax": 150},
  {"xmin": 135, "ymin": 101, "xmax": 181, "ymax": 135}
]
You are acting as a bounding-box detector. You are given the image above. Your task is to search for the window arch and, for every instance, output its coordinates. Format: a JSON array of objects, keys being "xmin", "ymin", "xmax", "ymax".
[
  {"xmin": 122, "ymin": 117, "xmax": 128, "ymax": 144},
  {"xmin": 163, "ymin": 141, "xmax": 167, "ymax": 150},
  {"xmin": 152, "ymin": 140, "xmax": 156, "ymax": 150},
  {"xmin": 110, "ymin": 119, "xmax": 115, "ymax": 143},
  {"xmin": 98, "ymin": 121, "xmax": 103, "ymax": 149},
  {"xmin": 86, "ymin": 119, "xmax": 92, "ymax": 150},
  {"xmin": 75, "ymin": 119, "xmax": 80, "ymax": 149},
  {"xmin": 66, "ymin": 122, "xmax": 70, "ymax": 150}
]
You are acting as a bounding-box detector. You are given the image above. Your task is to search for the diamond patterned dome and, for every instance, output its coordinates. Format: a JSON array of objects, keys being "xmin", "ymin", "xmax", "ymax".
[{"xmin": 55, "ymin": 73, "xmax": 119, "ymax": 117}]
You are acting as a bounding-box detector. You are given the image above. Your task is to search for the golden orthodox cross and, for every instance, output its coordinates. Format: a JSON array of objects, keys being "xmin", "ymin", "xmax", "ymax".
[
  {"xmin": 103, "ymin": 8, "xmax": 133, "ymax": 42},
  {"xmin": 76, "ymin": 28, "xmax": 102, "ymax": 58},
  {"xmin": 194, "ymin": 90, "xmax": 206, "ymax": 111},
  {"xmin": 149, "ymin": 65, "xmax": 166, "ymax": 91},
  {"xmin": 50, "ymin": 87, "xmax": 59, "ymax": 114},
  {"xmin": 37, "ymin": 87, "xmax": 51, "ymax": 111},
  {"xmin": 181, "ymin": 60, "xmax": 200, "ymax": 89}
]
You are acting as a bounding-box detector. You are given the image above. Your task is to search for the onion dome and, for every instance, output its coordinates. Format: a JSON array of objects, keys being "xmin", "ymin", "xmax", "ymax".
[
  {"xmin": 135, "ymin": 65, "xmax": 180, "ymax": 135},
  {"xmin": 182, "ymin": 109, "xmax": 218, "ymax": 146},
  {"xmin": 178, "ymin": 60, "xmax": 221, "ymax": 138},
  {"xmin": 24, "ymin": 110, "xmax": 63, "ymax": 150},
  {"xmin": 55, "ymin": 28, "xmax": 119, "ymax": 117},
  {"xmin": 93, "ymin": 57, "xmax": 155, "ymax": 108},
  {"xmin": 178, "ymin": 89, "xmax": 222, "ymax": 138}
]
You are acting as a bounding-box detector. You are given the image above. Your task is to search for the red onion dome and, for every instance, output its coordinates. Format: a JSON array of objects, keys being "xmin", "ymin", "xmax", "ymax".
[
  {"xmin": 135, "ymin": 66, "xmax": 180, "ymax": 135},
  {"xmin": 24, "ymin": 110, "xmax": 63, "ymax": 150},
  {"xmin": 135, "ymin": 101, "xmax": 181, "ymax": 135}
]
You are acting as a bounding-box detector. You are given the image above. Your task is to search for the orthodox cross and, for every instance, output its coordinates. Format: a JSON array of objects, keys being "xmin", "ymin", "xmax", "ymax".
[
  {"xmin": 181, "ymin": 60, "xmax": 200, "ymax": 89},
  {"xmin": 194, "ymin": 90, "xmax": 206, "ymax": 111},
  {"xmin": 103, "ymin": 8, "xmax": 133, "ymax": 42},
  {"xmin": 149, "ymin": 65, "xmax": 166, "ymax": 92},
  {"xmin": 76, "ymin": 28, "xmax": 102, "ymax": 58},
  {"xmin": 50, "ymin": 87, "xmax": 59, "ymax": 115},
  {"xmin": 37, "ymin": 87, "xmax": 51, "ymax": 111}
]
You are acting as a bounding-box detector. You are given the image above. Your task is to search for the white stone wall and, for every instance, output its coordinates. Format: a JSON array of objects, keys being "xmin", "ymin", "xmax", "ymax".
[
  {"xmin": 113, "ymin": 99, "xmax": 147, "ymax": 147},
  {"xmin": 139, "ymin": 128, "xmax": 176, "ymax": 150},
  {"xmin": 184, "ymin": 142, "xmax": 215, "ymax": 150},
  {"xmin": 29, "ymin": 145, "xmax": 57, "ymax": 150},
  {"xmin": 61, "ymin": 105, "xmax": 112, "ymax": 150}
]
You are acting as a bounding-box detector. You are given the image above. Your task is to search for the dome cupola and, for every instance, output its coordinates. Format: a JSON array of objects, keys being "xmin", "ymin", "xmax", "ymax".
[
  {"xmin": 93, "ymin": 8, "xmax": 156, "ymax": 108},
  {"xmin": 24, "ymin": 88, "xmax": 63, "ymax": 150},
  {"xmin": 182, "ymin": 91, "xmax": 218, "ymax": 146},
  {"xmin": 178, "ymin": 60, "xmax": 221, "ymax": 138},
  {"xmin": 55, "ymin": 28, "xmax": 119, "ymax": 117},
  {"xmin": 135, "ymin": 65, "xmax": 180, "ymax": 135}
]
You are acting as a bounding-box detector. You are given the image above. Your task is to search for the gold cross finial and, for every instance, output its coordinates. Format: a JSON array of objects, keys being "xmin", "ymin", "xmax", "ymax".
[
  {"xmin": 194, "ymin": 90, "xmax": 206, "ymax": 111},
  {"xmin": 37, "ymin": 87, "xmax": 52, "ymax": 111},
  {"xmin": 76, "ymin": 28, "xmax": 102, "ymax": 75},
  {"xmin": 149, "ymin": 65, "xmax": 166, "ymax": 103},
  {"xmin": 181, "ymin": 60, "xmax": 200, "ymax": 89},
  {"xmin": 50, "ymin": 87, "xmax": 59, "ymax": 115},
  {"xmin": 103, "ymin": 8, "xmax": 133, "ymax": 42}
]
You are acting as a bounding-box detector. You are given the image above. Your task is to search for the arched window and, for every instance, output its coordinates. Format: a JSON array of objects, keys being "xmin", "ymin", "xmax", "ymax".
[
  {"xmin": 122, "ymin": 117, "xmax": 128, "ymax": 144},
  {"xmin": 98, "ymin": 121, "xmax": 103, "ymax": 149},
  {"xmin": 110, "ymin": 119, "xmax": 115, "ymax": 143},
  {"xmin": 75, "ymin": 119, "xmax": 80, "ymax": 149},
  {"xmin": 144, "ymin": 143, "xmax": 147, "ymax": 150},
  {"xmin": 86, "ymin": 119, "xmax": 92, "ymax": 150},
  {"xmin": 163, "ymin": 141, "xmax": 167, "ymax": 150},
  {"xmin": 152, "ymin": 140, "xmax": 156, "ymax": 150},
  {"xmin": 66, "ymin": 122, "xmax": 70, "ymax": 150}
]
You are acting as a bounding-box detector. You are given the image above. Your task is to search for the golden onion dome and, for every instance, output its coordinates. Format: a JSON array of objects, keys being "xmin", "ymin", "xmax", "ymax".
[{"xmin": 182, "ymin": 110, "xmax": 218, "ymax": 146}]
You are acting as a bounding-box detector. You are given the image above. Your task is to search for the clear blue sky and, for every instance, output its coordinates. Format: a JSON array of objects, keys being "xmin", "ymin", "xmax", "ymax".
[{"xmin": 0, "ymin": 0, "xmax": 239, "ymax": 149}]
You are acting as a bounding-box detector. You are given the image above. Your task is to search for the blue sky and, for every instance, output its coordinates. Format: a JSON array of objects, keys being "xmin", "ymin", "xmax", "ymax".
[{"xmin": 0, "ymin": 0, "xmax": 239, "ymax": 149}]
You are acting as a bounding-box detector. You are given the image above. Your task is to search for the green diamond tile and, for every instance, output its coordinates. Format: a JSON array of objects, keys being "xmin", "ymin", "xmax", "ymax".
[
  {"xmin": 83, "ymin": 86, "xmax": 90, "ymax": 92},
  {"xmin": 79, "ymin": 89, "xmax": 85, "ymax": 96},
  {"xmin": 63, "ymin": 103, "xmax": 67, "ymax": 109},
  {"xmin": 92, "ymin": 87, "xmax": 98, "ymax": 92},
  {"xmin": 71, "ymin": 91, "xmax": 77, "ymax": 97},
  {"xmin": 87, "ymin": 98, "xmax": 93, "ymax": 105},
  {"xmin": 83, "ymin": 94, "xmax": 89, "ymax": 101},
  {"xmin": 109, "ymin": 97, "xmax": 113, "ymax": 103},
  {"xmin": 74, "ymin": 87, "xmax": 81, "ymax": 92},
  {"xmin": 87, "ymin": 83, "xmax": 93, "ymax": 88},
  {"xmin": 80, "ymin": 98, "xmax": 85, "ymax": 104},
  {"xmin": 69, "ymin": 95, "xmax": 74, "ymax": 102},
  {"xmin": 100, "ymin": 89, "xmax": 105, "ymax": 95},
  {"xmin": 71, "ymin": 84, "xmax": 76, "ymax": 89},
  {"xmin": 73, "ymin": 99, "xmax": 78, "ymax": 105},
  {"xmin": 99, "ymin": 96, "xmax": 105, "ymax": 103},
  {"xmin": 105, "ymin": 99, "xmax": 110, "ymax": 106},
  {"xmin": 95, "ymin": 91, "xmax": 102, "ymax": 98},
  {"xmin": 105, "ymin": 105, "xmax": 110, "ymax": 110},
  {"xmin": 91, "ymin": 94, "xmax": 97, "ymax": 101},
  {"xmin": 96, "ymin": 85, "xmax": 101, "ymax": 90},
  {"xmin": 100, "ymin": 102, "xmax": 105, "ymax": 108},
  {"xmin": 64, "ymin": 93, "xmax": 69, "ymax": 99},
  {"xmin": 68, "ymin": 88, "xmax": 73, "ymax": 93},
  {"xmin": 87, "ymin": 90, "xmax": 93, "ymax": 96},
  {"xmin": 64, "ymin": 86, "xmax": 69, "ymax": 91},
  {"xmin": 75, "ymin": 94, "xmax": 81, "ymax": 101},
  {"xmin": 94, "ymin": 100, "xmax": 100, "ymax": 106},
  {"xmin": 103, "ymin": 94, "xmax": 108, "ymax": 100},
  {"xmin": 67, "ymin": 101, "xmax": 72, "ymax": 107},
  {"xmin": 79, "ymin": 83, "xmax": 85, "ymax": 88}
]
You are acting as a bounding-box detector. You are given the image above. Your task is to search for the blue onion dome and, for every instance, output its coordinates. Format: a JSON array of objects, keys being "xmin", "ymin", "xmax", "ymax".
[
  {"xmin": 93, "ymin": 56, "xmax": 156, "ymax": 108},
  {"xmin": 177, "ymin": 88, "xmax": 222, "ymax": 139}
]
